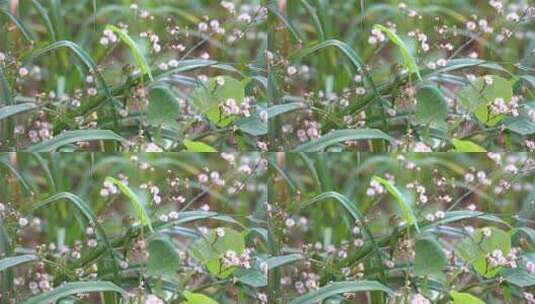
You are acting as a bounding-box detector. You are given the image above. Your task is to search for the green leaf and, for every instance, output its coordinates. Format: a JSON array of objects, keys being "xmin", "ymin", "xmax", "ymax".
[
  {"xmin": 147, "ymin": 238, "xmax": 180, "ymax": 277},
  {"xmin": 458, "ymin": 75, "xmax": 513, "ymax": 126},
  {"xmin": 189, "ymin": 76, "xmax": 245, "ymax": 127},
  {"xmin": 234, "ymin": 268, "xmax": 267, "ymax": 287},
  {"xmin": 288, "ymin": 281, "xmax": 393, "ymax": 304},
  {"xmin": 455, "ymin": 227, "xmax": 511, "ymax": 278},
  {"xmin": 147, "ymin": 86, "xmax": 180, "ymax": 126},
  {"xmin": 189, "ymin": 228, "xmax": 245, "ymax": 278},
  {"xmin": 267, "ymin": 102, "xmax": 305, "ymax": 119},
  {"xmin": 373, "ymin": 24, "xmax": 421, "ymax": 80},
  {"xmin": 23, "ymin": 281, "xmax": 125, "ymax": 304},
  {"xmin": 183, "ymin": 291, "xmax": 218, "ymax": 304},
  {"xmin": 105, "ymin": 24, "xmax": 153, "ymax": 80},
  {"xmin": 415, "ymin": 86, "xmax": 447, "ymax": 125},
  {"xmin": 183, "ymin": 139, "xmax": 218, "ymax": 152},
  {"xmin": 0, "ymin": 8, "xmax": 35, "ymax": 43},
  {"xmin": 414, "ymin": 238, "xmax": 447, "ymax": 276},
  {"xmin": 0, "ymin": 103, "xmax": 37, "ymax": 121},
  {"xmin": 292, "ymin": 129, "xmax": 394, "ymax": 152},
  {"xmin": 267, "ymin": 254, "xmax": 303, "ymax": 270},
  {"xmin": 372, "ymin": 176, "xmax": 419, "ymax": 231},
  {"xmin": 502, "ymin": 268, "xmax": 535, "ymax": 288},
  {"xmin": 451, "ymin": 139, "xmax": 487, "ymax": 152},
  {"xmin": 105, "ymin": 177, "xmax": 153, "ymax": 232},
  {"xmin": 0, "ymin": 255, "xmax": 37, "ymax": 272},
  {"xmin": 450, "ymin": 291, "xmax": 485, "ymax": 304},
  {"xmin": 26, "ymin": 130, "xmax": 125, "ymax": 152}
]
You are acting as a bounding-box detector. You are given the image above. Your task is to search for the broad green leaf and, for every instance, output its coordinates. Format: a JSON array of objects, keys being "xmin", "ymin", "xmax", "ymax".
[
  {"xmin": 450, "ymin": 291, "xmax": 485, "ymax": 304},
  {"xmin": 183, "ymin": 139, "xmax": 217, "ymax": 152},
  {"xmin": 234, "ymin": 268, "xmax": 267, "ymax": 287},
  {"xmin": 451, "ymin": 139, "xmax": 487, "ymax": 152},
  {"xmin": 373, "ymin": 24, "xmax": 421, "ymax": 80},
  {"xmin": 183, "ymin": 291, "xmax": 218, "ymax": 304},
  {"xmin": 147, "ymin": 238, "xmax": 180, "ymax": 277},
  {"xmin": 105, "ymin": 24, "xmax": 153, "ymax": 80},
  {"xmin": 189, "ymin": 76, "xmax": 245, "ymax": 127},
  {"xmin": 292, "ymin": 129, "xmax": 394, "ymax": 152},
  {"xmin": 502, "ymin": 268, "xmax": 535, "ymax": 288},
  {"xmin": 372, "ymin": 176, "xmax": 419, "ymax": 231},
  {"xmin": 455, "ymin": 227, "xmax": 511, "ymax": 278},
  {"xmin": 26, "ymin": 130, "xmax": 125, "ymax": 152},
  {"xmin": 458, "ymin": 75, "xmax": 513, "ymax": 126},
  {"xmin": 0, "ymin": 255, "xmax": 37, "ymax": 272},
  {"xmin": 505, "ymin": 102, "xmax": 535, "ymax": 135},
  {"xmin": 288, "ymin": 281, "xmax": 393, "ymax": 304},
  {"xmin": 189, "ymin": 228, "xmax": 245, "ymax": 278},
  {"xmin": 23, "ymin": 281, "xmax": 125, "ymax": 304},
  {"xmin": 105, "ymin": 177, "xmax": 153, "ymax": 232},
  {"xmin": 0, "ymin": 103, "xmax": 37, "ymax": 121},
  {"xmin": 147, "ymin": 86, "xmax": 180, "ymax": 126},
  {"xmin": 415, "ymin": 86, "xmax": 447, "ymax": 125},
  {"xmin": 414, "ymin": 238, "xmax": 447, "ymax": 276}
]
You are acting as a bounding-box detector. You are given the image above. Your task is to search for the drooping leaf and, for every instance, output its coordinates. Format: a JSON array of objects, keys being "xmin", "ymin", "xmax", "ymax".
[
  {"xmin": 0, "ymin": 103, "xmax": 37, "ymax": 121},
  {"xmin": 372, "ymin": 176, "xmax": 419, "ymax": 231},
  {"xmin": 373, "ymin": 24, "xmax": 421, "ymax": 80},
  {"xmin": 105, "ymin": 24, "xmax": 153, "ymax": 80},
  {"xmin": 105, "ymin": 177, "xmax": 153, "ymax": 232}
]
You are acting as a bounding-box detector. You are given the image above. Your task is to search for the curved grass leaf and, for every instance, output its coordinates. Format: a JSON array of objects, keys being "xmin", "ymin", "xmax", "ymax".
[
  {"xmin": 23, "ymin": 281, "xmax": 125, "ymax": 304},
  {"xmin": 288, "ymin": 281, "xmax": 393, "ymax": 304},
  {"xmin": 292, "ymin": 129, "xmax": 394, "ymax": 152},
  {"xmin": 267, "ymin": 254, "xmax": 303, "ymax": 270},
  {"xmin": 26, "ymin": 130, "xmax": 125, "ymax": 152},
  {"xmin": 373, "ymin": 24, "xmax": 421, "ymax": 80},
  {"xmin": 0, "ymin": 103, "xmax": 37, "ymax": 121},
  {"xmin": 31, "ymin": 0, "xmax": 56, "ymax": 41},
  {"xmin": 372, "ymin": 176, "xmax": 419, "ymax": 231},
  {"xmin": 267, "ymin": 102, "xmax": 305, "ymax": 119},
  {"xmin": 106, "ymin": 24, "xmax": 153, "ymax": 81},
  {"xmin": 105, "ymin": 177, "xmax": 153, "ymax": 232},
  {"xmin": 0, "ymin": 255, "xmax": 37, "ymax": 272},
  {"xmin": 0, "ymin": 8, "xmax": 34, "ymax": 43}
]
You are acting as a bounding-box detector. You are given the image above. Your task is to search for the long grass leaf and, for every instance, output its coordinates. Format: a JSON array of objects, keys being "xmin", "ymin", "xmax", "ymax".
[
  {"xmin": 289, "ymin": 281, "xmax": 393, "ymax": 304},
  {"xmin": 26, "ymin": 130, "xmax": 125, "ymax": 152},
  {"xmin": 23, "ymin": 281, "xmax": 125, "ymax": 304},
  {"xmin": 292, "ymin": 129, "xmax": 394, "ymax": 152},
  {"xmin": 0, "ymin": 103, "xmax": 37, "ymax": 121},
  {"xmin": 372, "ymin": 176, "xmax": 419, "ymax": 231},
  {"xmin": 0, "ymin": 255, "xmax": 37, "ymax": 272}
]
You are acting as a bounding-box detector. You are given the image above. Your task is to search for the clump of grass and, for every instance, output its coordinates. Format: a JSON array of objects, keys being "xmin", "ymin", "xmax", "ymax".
[
  {"xmin": 268, "ymin": 1, "xmax": 535, "ymax": 151},
  {"xmin": 0, "ymin": 1, "xmax": 268, "ymax": 151},
  {"xmin": 269, "ymin": 153, "xmax": 535, "ymax": 303},
  {"xmin": 0, "ymin": 153, "xmax": 268, "ymax": 303}
]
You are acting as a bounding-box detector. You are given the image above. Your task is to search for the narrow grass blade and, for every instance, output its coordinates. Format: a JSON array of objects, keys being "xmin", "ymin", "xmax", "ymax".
[
  {"xmin": 292, "ymin": 129, "xmax": 394, "ymax": 152},
  {"xmin": 0, "ymin": 255, "xmax": 36, "ymax": 272},
  {"xmin": 31, "ymin": 0, "xmax": 56, "ymax": 41},
  {"xmin": 0, "ymin": 103, "xmax": 37, "ymax": 121},
  {"xmin": 26, "ymin": 130, "xmax": 125, "ymax": 152},
  {"xmin": 106, "ymin": 24, "xmax": 153, "ymax": 81},
  {"xmin": 105, "ymin": 177, "xmax": 153, "ymax": 232},
  {"xmin": 372, "ymin": 176, "xmax": 419, "ymax": 231},
  {"xmin": 288, "ymin": 281, "xmax": 393, "ymax": 304},
  {"xmin": 267, "ymin": 102, "xmax": 305, "ymax": 119},
  {"xmin": 373, "ymin": 24, "xmax": 421, "ymax": 80},
  {"xmin": 267, "ymin": 254, "xmax": 303, "ymax": 270},
  {"xmin": 0, "ymin": 8, "xmax": 34, "ymax": 43},
  {"xmin": 23, "ymin": 281, "xmax": 125, "ymax": 304}
]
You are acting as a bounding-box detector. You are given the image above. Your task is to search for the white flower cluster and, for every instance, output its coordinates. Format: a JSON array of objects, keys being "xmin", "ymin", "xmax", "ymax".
[
  {"xmin": 100, "ymin": 180, "xmax": 118, "ymax": 197},
  {"xmin": 366, "ymin": 179, "xmax": 385, "ymax": 196},
  {"xmin": 222, "ymin": 248, "xmax": 253, "ymax": 269},
  {"xmin": 489, "ymin": 97, "xmax": 520, "ymax": 117},
  {"xmin": 99, "ymin": 29, "xmax": 118, "ymax": 46},
  {"xmin": 368, "ymin": 28, "xmax": 386, "ymax": 45},
  {"xmin": 486, "ymin": 248, "xmax": 519, "ymax": 269}
]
